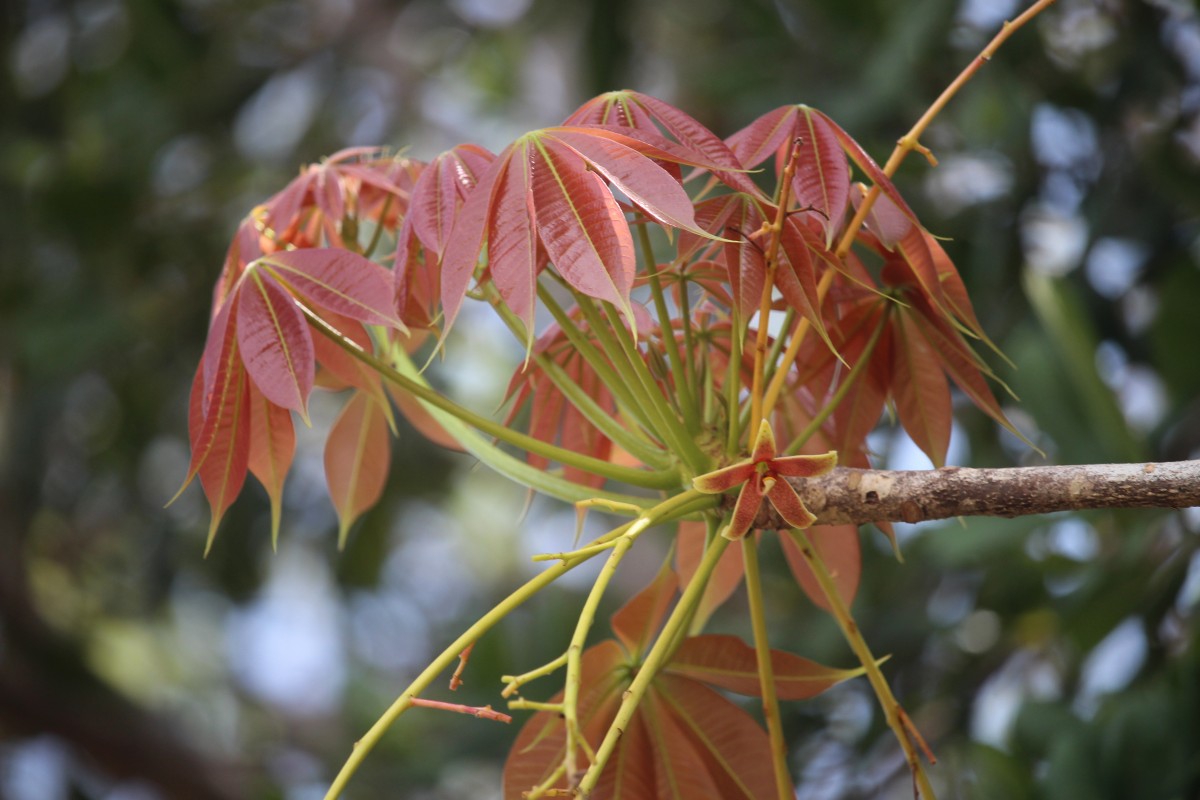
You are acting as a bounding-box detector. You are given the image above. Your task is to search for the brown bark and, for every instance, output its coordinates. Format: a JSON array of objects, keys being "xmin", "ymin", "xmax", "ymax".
[{"xmin": 754, "ymin": 460, "xmax": 1200, "ymax": 528}]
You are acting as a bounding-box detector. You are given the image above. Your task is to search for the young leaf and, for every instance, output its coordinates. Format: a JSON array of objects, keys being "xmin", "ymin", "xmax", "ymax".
[
  {"xmin": 891, "ymin": 309, "xmax": 952, "ymax": 466},
  {"xmin": 260, "ymin": 248, "xmax": 408, "ymax": 331},
  {"xmin": 612, "ymin": 568, "xmax": 678, "ymax": 658},
  {"xmin": 408, "ymin": 144, "xmax": 495, "ymax": 259},
  {"xmin": 246, "ymin": 382, "xmax": 296, "ymax": 549},
  {"xmin": 794, "ymin": 108, "xmax": 851, "ymax": 248},
  {"xmin": 781, "ymin": 524, "xmax": 862, "ymax": 612},
  {"xmin": 236, "ymin": 269, "xmax": 315, "ymax": 420},
  {"xmin": 666, "ymin": 633, "xmax": 863, "ymax": 700},
  {"xmin": 653, "ymin": 675, "xmax": 780, "ymax": 800},
  {"xmin": 324, "ymin": 391, "xmax": 392, "ymax": 548},
  {"xmin": 674, "ymin": 521, "xmax": 745, "ymax": 629},
  {"xmin": 641, "ymin": 693, "xmax": 725, "ymax": 799}
]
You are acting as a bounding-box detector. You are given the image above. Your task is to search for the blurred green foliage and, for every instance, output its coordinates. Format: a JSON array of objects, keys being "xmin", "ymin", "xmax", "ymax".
[{"xmin": 2, "ymin": 0, "xmax": 1199, "ymax": 798}]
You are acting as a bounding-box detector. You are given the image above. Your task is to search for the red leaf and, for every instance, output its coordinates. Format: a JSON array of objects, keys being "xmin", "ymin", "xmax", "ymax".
[
  {"xmin": 488, "ymin": 141, "xmax": 542, "ymax": 336},
  {"xmin": 236, "ymin": 270, "xmax": 315, "ymax": 418},
  {"xmin": 781, "ymin": 525, "xmax": 862, "ymax": 612},
  {"xmin": 261, "ymin": 248, "xmax": 407, "ymax": 330},
  {"xmin": 813, "ymin": 108, "xmax": 920, "ymax": 231},
  {"xmin": 324, "ymin": 391, "xmax": 391, "ymax": 548},
  {"xmin": 726, "ymin": 105, "xmax": 800, "ymax": 174},
  {"xmin": 247, "ymin": 382, "xmax": 296, "ymax": 548},
  {"xmin": 550, "ymin": 130, "xmax": 707, "ymax": 235},
  {"xmin": 439, "ymin": 153, "xmax": 506, "ymax": 333},
  {"xmin": 793, "ymin": 108, "xmax": 851, "ymax": 247},
  {"xmin": 530, "ymin": 137, "xmax": 637, "ymax": 322},
  {"xmin": 667, "ymin": 633, "xmax": 862, "ymax": 700},
  {"xmin": 409, "ymin": 144, "xmax": 495, "ymax": 260},
  {"xmin": 892, "ymin": 309, "xmax": 952, "ymax": 466},
  {"xmin": 186, "ymin": 335, "xmax": 251, "ymax": 555},
  {"xmin": 612, "ymin": 569, "xmax": 677, "ymax": 659}
]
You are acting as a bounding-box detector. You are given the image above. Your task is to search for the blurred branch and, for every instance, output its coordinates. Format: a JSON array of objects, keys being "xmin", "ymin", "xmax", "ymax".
[{"xmin": 756, "ymin": 461, "xmax": 1200, "ymax": 527}]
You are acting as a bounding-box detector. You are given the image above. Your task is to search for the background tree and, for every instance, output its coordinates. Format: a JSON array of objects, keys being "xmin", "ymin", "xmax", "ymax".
[{"xmin": 1, "ymin": 1, "xmax": 1198, "ymax": 798}]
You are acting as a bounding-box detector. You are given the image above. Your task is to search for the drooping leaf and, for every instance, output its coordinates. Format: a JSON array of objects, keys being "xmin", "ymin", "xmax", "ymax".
[
  {"xmin": 812, "ymin": 108, "xmax": 920, "ymax": 232},
  {"xmin": 236, "ymin": 269, "xmax": 315, "ymax": 419},
  {"xmin": 439, "ymin": 152, "xmax": 507, "ymax": 333},
  {"xmin": 674, "ymin": 521, "xmax": 744, "ymax": 628},
  {"xmin": 666, "ymin": 634, "xmax": 863, "ymax": 700},
  {"xmin": 642, "ymin": 693, "xmax": 725, "ymax": 799},
  {"xmin": 794, "ymin": 107, "xmax": 851, "ymax": 247},
  {"xmin": 246, "ymin": 382, "xmax": 296, "ymax": 549},
  {"xmin": 612, "ymin": 568, "xmax": 677, "ymax": 658},
  {"xmin": 654, "ymin": 674, "xmax": 779, "ymax": 800},
  {"xmin": 187, "ymin": 346, "xmax": 251, "ymax": 555},
  {"xmin": 261, "ymin": 248, "xmax": 408, "ymax": 331},
  {"xmin": 488, "ymin": 140, "xmax": 542, "ymax": 336},
  {"xmin": 781, "ymin": 525, "xmax": 862, "ymax": 612},
  {"xmin": 324, "ymin": 391, "xmax": 391, "ymax": 548},
  {"xmin": 892, "ymin": 309, "xmax": 952, "ymax": 466}
]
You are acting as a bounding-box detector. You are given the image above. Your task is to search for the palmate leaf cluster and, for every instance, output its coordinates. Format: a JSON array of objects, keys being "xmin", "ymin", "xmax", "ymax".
[{"xmin": 181, "ymin": 89, "xmax": 1021, "ymax": 796}]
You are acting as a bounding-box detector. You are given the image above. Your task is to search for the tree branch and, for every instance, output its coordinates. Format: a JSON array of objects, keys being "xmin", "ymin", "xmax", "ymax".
[{"xmin": 755, "ymin": 461, "xmax": 1200, "ymax": 528}]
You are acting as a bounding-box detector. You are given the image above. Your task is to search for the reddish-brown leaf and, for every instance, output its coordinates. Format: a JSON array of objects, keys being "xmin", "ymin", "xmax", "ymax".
[
  {"xmin": 593, "ymin": 712, "xmax": 656, "ymax": 800},
  {"xmin": 725, "ymin": 105, "xmax": 800, "ymax": 176},
  {"xmin": 261, "ymin": 248, "xmax": 407, "ymax": 331},
  {"xmin": 642, "ymin": 693, "xmax": 724, "ymax": 799},
  {"xmin": 654, "ymin": 675, "xmax": 779, "ymax": 800},
  {"xmin": 812, "ymin": 108, "xmax": 920, "ymax": 231},
  {"xmin": 666, "ymin": 633, "xmax": 862, "ymax": 700},
  {"xmin": 324, "ymin": 391, "xmax": 391, "ymax": 548},
  {"xmin": 236, "ymin": 270, "xmax": 315, "ymax": 418},
  {"xmin": 503, "ymin": 640, "xmax": 628, "ymax": 799},
  {"xmin": 794, "ymin": 108, "xmax": 851, "ymax": 247},
  {"xmin": 892, "ymin": 309, "xmax": 952, "ymax": 466},
  {"xmin": 612, "ymin": 569, "xmax": 677, "ymax": 658},
  {"xmin": 674, "ymin": 521, "xmax": 744, "ymax": 627},
  {"xmin": 246, "ymin": 382, "xmax": 296, "ymax": 548},
  {"xmin": 781, "ymin": 525, "xmax": 862, "ymax": 612}
]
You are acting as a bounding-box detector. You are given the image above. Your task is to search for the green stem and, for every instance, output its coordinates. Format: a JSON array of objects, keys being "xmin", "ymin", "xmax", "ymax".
[
  {"xmin": 487, "ymin": 290, "xmax": 672, "ymax": 469},
  {"xmin": 324, "ymin": 544, "xmax": 598, "ymax": 800},
  {"xmin": 676, "ymin": 269, "xmax": 698, "ymax": 410},
  {"xmin": 639, "ymin": 225, "xmax": 699, "ymax": 434},
  {"xmin": 303, "ymin": 306, "xmax": 681, "ymax": 491},
  {"xmin": 538, "ymin": 284, "xmax": 659, "ymax": 436},
  {"xmin": 788, "ymin": 527, "xmax": 937, "ymax": 799},
  {"xmin": 785, "ymin": 306, "xmax": 888, "ymax": 455},
  {"xmin": 600, "ymin": 301, "xmax": 709, "ymax": 474},
  {"xmin": 576, "ymin": 533, "xmax": 732, "ymax": 797},
  {"xmin": 742, "ymin": 536, "xmax": 794, "ymax": 800}
]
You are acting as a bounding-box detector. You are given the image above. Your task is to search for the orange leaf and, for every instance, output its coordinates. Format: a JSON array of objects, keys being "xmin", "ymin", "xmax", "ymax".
[
  {"xmin": 246, "ymin": 382, "xmax": 295, "ymax": 549},
  {"xmin": 781, "ymin": 525, "xmax": 862, "ymax": 612},
  {"xmin": 654, "ymin": 675, "xmax": 779, "ymax": 800},
  {"xmin": 611, "ymin": 569, "xmax": 677, "ymax": 659},
  {"xmin": 674, "ymin": 521, "xmax": 744, "ymax": 628},
  {"xmin": 666, "ymin": 634, "xmax": 861, "ymax": 700},
  {"xmin": 324, "ymin": 391, "xmax": 391, "ymax": 548},
  {"xmin": 642, "ymin": 692, "xmax": 724, "ymax": 799}
]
